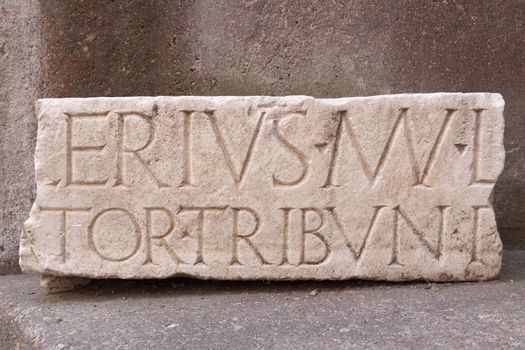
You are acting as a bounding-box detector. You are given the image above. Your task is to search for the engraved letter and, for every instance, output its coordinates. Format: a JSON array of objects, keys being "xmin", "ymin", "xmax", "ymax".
[
  {"xmin": 87, "ymin": 208, "xmax": 141, "ymax": 262},
  {"xmin": 64, "ymin": 113, "xmax": 109, "ymax": 187},
  {"xmin": 470, "ymin": 109, "xmax": 497, "ymax": 185},
  {"xmin": 300, "ymin": 208, "xmax": 331, "ymax": 265},
  {"xmin": 412, "ymin": 109, "xmax": 456, "ymax": 187},
  {"xmin": 272, "ymin": 112, "xmax": 310, "ymax": 187},
  {"xmin": 470, "ymin": 205, "xmax": 489, "ymax": 263},
  {"xmin": 231, "ymin": 207, "xmax": 270, "ymax": 265},
  {"xmin": 327, "ymin": 206, "xmax": 385, "ymax": 262},
  {"xmin": 388, "ymin": 205, "xmax": 449, "ymax": 267},
  {"xmin": 39, "ymin": 207, "xmax": 92, "ymax": 262},
  {"xmin": 208, "ymin": 110, "xmax": 265, "ymax": 186},
  {"xmin": 322, "ymin": 110, "xmax": 345, "ymax": 188},
  {"xmin": 143, "ymin": 207, "xmax": 186, "ymax": 265},
  {"xmin": 323, "ymin": 108, "xmax": 456, "ymax": 187},
  {"xmin": 279, "ymin": 207, "xmax": 293, "ymax": 266},
  {"xmin": 177, "ymin": 206, "xmax": 227, "ymax": 265},
  {"xmin": 114, "ymin": 108, "xmax": 170, "ymax": 188},
  {"xmin": 180, "ymin": 110, "xmax": 195, "ymax": 187}
]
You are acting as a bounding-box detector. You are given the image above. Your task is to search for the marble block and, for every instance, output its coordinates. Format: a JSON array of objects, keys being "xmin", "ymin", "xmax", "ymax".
[{"xmin": 20, "ymin": 94, "xmax": 505, "ymax": 281}]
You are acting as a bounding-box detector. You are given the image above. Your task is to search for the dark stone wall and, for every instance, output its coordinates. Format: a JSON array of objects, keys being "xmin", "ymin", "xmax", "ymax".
[
  {"xmin": 0, "ymin": 1, "xmax": 40, "ymax": 274},
  {"xmin": 1, "ymin": 0, "xmax": 524, "ymax": 273}
]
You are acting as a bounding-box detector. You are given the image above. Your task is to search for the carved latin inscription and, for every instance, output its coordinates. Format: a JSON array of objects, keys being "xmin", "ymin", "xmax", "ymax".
[{"xmin": 21, "ymin": 94, "xmax": 505, "ymax": 282}]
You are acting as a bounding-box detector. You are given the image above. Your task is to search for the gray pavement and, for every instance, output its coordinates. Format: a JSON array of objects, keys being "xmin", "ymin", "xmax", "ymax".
[{"xmin": 1, "ymin": 250, "xmax": 524, "ymax": 349}]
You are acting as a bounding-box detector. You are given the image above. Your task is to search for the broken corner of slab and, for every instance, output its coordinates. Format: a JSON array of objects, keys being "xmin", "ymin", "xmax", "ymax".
[
  {"xmin": 40, "ymin": 274, "xmax": 92, "ymax": 293},
  {"xmin": 20, "ymin": 93, "xmax": 505, "ymax": 285}
]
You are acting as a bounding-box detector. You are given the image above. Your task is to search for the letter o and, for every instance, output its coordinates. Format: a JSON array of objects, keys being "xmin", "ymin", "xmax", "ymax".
[{"xmin": 88, "ymin": 208, "xmax": 141, "ymax": 262}]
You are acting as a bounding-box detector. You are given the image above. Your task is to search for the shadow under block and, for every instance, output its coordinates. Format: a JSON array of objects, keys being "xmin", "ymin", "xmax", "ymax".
[{"xmin": 20, "ymin": 94, "xmax": 505, "ymax": 282}]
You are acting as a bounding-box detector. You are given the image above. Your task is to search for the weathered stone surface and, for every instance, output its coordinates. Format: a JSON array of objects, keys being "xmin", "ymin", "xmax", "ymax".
[
  {"xmin": 40, "ymin": 274, "xmax": 91, "ymax": 293},
  {"xmin": 20, "ymin": 93, "xmax": 504, "ymax": 281},
  {"xmin": 0, "ymin": 0, "xmax": 41, "ymax": 274}
]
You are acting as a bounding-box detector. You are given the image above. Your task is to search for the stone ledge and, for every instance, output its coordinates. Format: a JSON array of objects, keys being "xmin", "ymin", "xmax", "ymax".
[{"xmin": 1, "ymin": 250, "xmax": 524, "ymax": 349}]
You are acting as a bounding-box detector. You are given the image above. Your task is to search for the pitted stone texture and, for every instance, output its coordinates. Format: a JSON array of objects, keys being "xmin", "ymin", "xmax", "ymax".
[
  {"xmin": 0, "ymin": 0, "xmax": 41, "ymax": 274},
  {"xmin": 40, "ymin": 274, "xmax": 91, "ymax": 293},
  {"xmin": 20, "ymin": 94, "xmax": 504, "ymax": 281}
]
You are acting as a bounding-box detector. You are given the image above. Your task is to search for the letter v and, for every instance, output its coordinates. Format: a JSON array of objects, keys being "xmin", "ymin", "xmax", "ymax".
[
  {"xmin": 328, "ymin": 206, "xmax": 385, "ymax": 262},
  {"xmin": 207, "ymin": 111, "xmax": 266, "ymax": 187}
]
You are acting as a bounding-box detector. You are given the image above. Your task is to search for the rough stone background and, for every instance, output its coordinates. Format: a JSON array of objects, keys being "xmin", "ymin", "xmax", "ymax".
[
  {"xmin": 0, "ymin": 0, "xmax": 41, "ymax": 274},
  {"xmin": 1, "ymin": 0, "xmax": 524, "ymax": 274}
]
